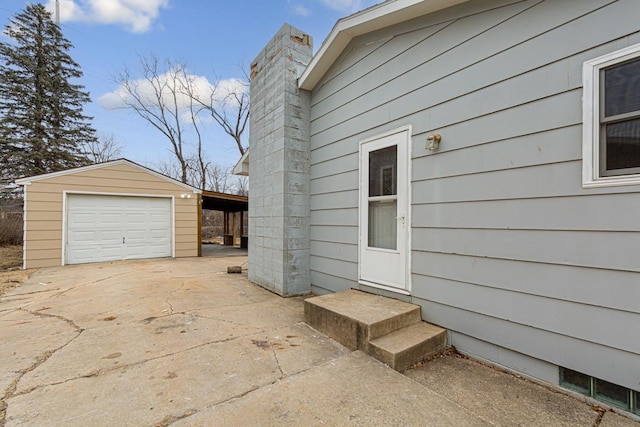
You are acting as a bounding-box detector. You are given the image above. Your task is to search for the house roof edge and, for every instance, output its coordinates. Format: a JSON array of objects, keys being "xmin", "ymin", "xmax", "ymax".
[{"xmin": 298, "ymin": 0, "xmax": 468, "ymax": 91}]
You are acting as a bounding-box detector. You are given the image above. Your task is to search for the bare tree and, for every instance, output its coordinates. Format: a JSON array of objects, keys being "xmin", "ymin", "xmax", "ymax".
[
  {"xmin": 155, "ymin": 159, "xmax": 185, "ymax": 183},
  {"xmin": 231, "ymin": 175, "xmax": 248, "ymax": 196},
  {"xmin": 207, "ymin": 163, "xmax": 231, "ymax": 193},
  {"xmin": 183, "ymin": 78, "xmax": 209, "ymax": 190},
  {"xmin": 111, "ymin": 57, "xmax": 198, "ymax": 183},
  {"xmin": 83, "ymin": 133, "xmax": 123, "ymax": 163},
  {"xmin": 108, "ymin": 55, "xmax": 249, "ymax": 187},
  {"xmin": 157, "ymin": 158, "xmax": 236, "ymax": 196},
  {"xmin": 195, "ymin": 76, "xmax": 249, "ymax": 156}
]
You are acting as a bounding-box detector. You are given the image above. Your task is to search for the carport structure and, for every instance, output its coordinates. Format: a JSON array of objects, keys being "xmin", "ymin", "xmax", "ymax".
[{"xmin": 200, "ymin": 190, "xmax": 248, "ymax": 249}]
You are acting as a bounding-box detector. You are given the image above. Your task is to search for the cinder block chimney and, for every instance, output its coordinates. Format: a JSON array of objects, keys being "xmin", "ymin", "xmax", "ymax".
[{"xmin": 248, "ymin": 24, "xmax": 313, "ymax": 296}]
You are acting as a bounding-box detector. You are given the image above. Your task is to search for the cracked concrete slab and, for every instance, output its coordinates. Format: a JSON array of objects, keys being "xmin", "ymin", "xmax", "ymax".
[
  {"xmin": 173, "ymin": 351, "xmax": 494, "ymax": 426},
  {"xmin": 2, "ymin": 256, "xmax": 638, "ymax": 426},
  {"xmin": 404, "ymin": 355, "xmax": 601, "ymax": 426},
  {"xmin": 258, "ymin": 322, "xmax": 351, "ymax": 377},
  {"xmin": 601, "ymin": 412, "xmax": 640, "ymax": 427},
  {"xmin": 0, "ymin": 309, "xmax": 79, "ymax": 396},
  {"xmin": 15, "ymin": 312, "xmax": 263, "ymax": 394},
  {"xmin": 191, "ymin": 296, "xmax": 307, "ymax": 331},
  {"xmin": 7, "ymin": 334, "xmax": 285, "ymax": 427}
]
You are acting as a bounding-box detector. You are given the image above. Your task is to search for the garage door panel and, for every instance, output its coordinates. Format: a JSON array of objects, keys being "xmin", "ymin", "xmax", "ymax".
[
  {"xmin": 100, "ymin": 212, "xmax": 121, "ymax": 223},
  {"xmin": 124, "ymin": 245, "xmax": 147, "ymax": 259},
  {"xmin": 69, "ymin": 212, "xmax": 96, "ymax": 222},
  {"xmin": 150, "ymin": 243, "xmax": 171, "ymax": 256},
  {"xmin": 149, "ymin": 229, "xmax": 169, "ymax": 239},
  {"xmin": 67, "ymin": 230, "xmax": 97, "ymax": 243},
  {"xmin": 99, "ymin": 231, "xmax": 122, "ymax": 242},
  {"xmin": 150, "ymin": 214, "xmax": 169, "ymax": 224},
  {"xmin": 66, "ymin": 195, "xmax": 173, "ymax": 265},
  {"xmin": 126, "ymin": 230, "xmax": 147, "ymax": 240},
  {"xmin": 124, "ymin": 212, "xmax": 146, "ymax": 223},
  {"xmin": 71, "ymin": 247, "xmax": 120, "ymax": 263}
]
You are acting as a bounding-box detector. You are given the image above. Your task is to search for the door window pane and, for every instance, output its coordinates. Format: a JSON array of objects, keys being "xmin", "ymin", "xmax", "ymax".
[
  {"xmin": 369, "ymin": 146, "xmax": 397, "ymax": 197},
  {"xmin": 368, "ymin": 200, "xmax": 396, "ymax": 250},
  {"xmin": 604, "ymin": 58, "xmax": 640, "ymax": 117},
  {"xmin": 605, "ymin": 118, "xmax": 640, "ymax": 171}
]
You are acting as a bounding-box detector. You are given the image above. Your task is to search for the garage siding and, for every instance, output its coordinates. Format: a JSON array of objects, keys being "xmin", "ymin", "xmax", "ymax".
[{"xmin": 23, "ymin": 162, "xmax": 199, "ymax": 268}]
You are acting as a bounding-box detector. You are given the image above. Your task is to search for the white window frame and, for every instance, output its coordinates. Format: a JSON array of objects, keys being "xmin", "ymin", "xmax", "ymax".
[{"xmin": 583, "ymin": 42, "xmax": 640, "ymax": 188}]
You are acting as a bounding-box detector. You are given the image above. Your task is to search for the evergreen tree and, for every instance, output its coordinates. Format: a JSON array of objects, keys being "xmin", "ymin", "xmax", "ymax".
[{"xmin": 0, "ymin": 3, "xmax": 95, "ymax": 186}]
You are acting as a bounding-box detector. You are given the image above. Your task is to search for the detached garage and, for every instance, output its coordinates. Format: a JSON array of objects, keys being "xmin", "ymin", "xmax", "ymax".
[{"xmin": 15, "ymin": 159, "xmax": 201, "ymax": 269}]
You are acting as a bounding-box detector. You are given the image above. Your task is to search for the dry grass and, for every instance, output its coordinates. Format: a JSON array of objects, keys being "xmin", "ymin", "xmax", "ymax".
[
  {"xmin": 0, "ymin": 245, "xmax": 29, "ymax": 297},
  {"xmin": 0, "ymin": 269, "xmax": 31, "ymax": 297},
  {"xmin": 0, "ymin": 245, "xmax": 22, "ymax": 270}
]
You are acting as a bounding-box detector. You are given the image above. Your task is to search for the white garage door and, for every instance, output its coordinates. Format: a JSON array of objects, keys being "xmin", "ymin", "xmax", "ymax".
[{"xmin": 66, "ymin": 194, "xmax": 172, "ymax": 265}]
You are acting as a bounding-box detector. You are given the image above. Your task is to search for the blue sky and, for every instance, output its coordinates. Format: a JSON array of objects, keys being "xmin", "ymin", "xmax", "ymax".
[{"xmin": 0, "ymin": 0, "xmax": 378, "ymax": 171}]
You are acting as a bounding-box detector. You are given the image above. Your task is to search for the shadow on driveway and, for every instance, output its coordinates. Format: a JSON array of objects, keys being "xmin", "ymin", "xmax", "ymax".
[{"xmin": 201, "ymin": 243, "xmax": 247, "ymax": 257}]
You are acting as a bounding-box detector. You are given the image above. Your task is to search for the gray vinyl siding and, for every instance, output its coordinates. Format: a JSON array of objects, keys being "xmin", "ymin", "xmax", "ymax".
[{"xmin": 308, "ymin": 0, "xmax": 640, "ymax": 390}]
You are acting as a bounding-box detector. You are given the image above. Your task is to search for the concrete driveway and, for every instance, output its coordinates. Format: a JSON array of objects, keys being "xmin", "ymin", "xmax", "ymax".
[{"xmin": 1, "ymin": 257, "xmax": 637, "ymax": 426}]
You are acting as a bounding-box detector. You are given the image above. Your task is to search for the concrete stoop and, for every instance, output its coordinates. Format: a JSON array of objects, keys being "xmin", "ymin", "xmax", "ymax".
[{"xmin": 304, "ymin": 289, "xmax": 446, "ymax": 371}]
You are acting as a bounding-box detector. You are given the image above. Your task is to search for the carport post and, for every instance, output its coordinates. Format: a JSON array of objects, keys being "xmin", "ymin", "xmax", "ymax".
[
  {"xmin": 223, "ymin": 211, "xmax": 228, "ymax": 236},
  {"xmin": 232, "ymin": 212, "xmax": 237, "ymax": 246},
  {"xmin": 198, "ymin": 194, "xmax": 202, "ymax": 257}
]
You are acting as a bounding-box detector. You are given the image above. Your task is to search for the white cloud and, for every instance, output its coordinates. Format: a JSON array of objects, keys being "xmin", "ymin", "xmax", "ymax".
[
  {"xmin": 293, "ymin": 5, "xmax": 312, "ymax": 16},
  {"xmin": 98, "ymin": 69, "xmax": 247, "ymax": 122},
  {"xmin": 320, "ymin": 0, "xmax": 364, "ymax": 13},
  {"xmin": 45, "ymin": 0, "xmax": 169, "ymax": 33}
]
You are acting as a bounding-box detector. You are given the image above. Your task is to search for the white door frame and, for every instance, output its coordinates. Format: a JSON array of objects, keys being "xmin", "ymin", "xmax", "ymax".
[
  {"xmin": 62, "ymin": 191, "xmax": 175, "ymax": 265},
  {"xmin": 358, "ymin": 125, "xmax": 412, "ymax": 294}
]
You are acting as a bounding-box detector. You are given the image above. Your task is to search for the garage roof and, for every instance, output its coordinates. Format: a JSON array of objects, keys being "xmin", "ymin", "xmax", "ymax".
[
  {"xmin": 298, "ymin": 0, "xmax": 469, "ymax": 91},
  {"xmin": 15, "ymin": 158, "xmax": 202, "ymax": 194}
]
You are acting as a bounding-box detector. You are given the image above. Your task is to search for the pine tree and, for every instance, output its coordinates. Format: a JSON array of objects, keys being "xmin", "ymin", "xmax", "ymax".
[{"xmin": 0, "ymin": 3, "xmax": 95, "ymax": 186}]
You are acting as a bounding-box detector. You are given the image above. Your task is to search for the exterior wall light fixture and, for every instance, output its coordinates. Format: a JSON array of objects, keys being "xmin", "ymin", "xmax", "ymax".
[{"xmin": 427, "ymin": 134, "xmax": 441, "ymax": 151}]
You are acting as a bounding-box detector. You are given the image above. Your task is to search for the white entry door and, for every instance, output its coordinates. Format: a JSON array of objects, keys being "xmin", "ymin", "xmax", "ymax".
[
  {"xmin": 359, "ymin": 128, "xmax": 410, "ymax": 292},
  {"xmin": 66, "ymin": 194, "xmax": 172, "ymax": 265}
]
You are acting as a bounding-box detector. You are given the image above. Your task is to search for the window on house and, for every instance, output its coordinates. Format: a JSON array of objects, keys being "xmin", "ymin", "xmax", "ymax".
[
  {"xmin": 583, "ymin": 43, "xmax": 640, "ymax": 187},
  {"xmin": 560, "ymin": 368, "xmax": 591, "ymax": 395},
  {"xmin": 594, "ymin": 378, "xmax": 631, "ymax": 411},
  {"xmin": 559, "ymin": 367, "xmax": 638, "ymax": 414}
]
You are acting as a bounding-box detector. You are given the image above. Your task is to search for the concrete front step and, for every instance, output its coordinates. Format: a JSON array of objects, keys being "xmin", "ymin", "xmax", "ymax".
[
  {"xmin": 369, "ymin": 322, "xmax": 447, "ymax": 371},
  {"xmin": 304, "ymin": 290, "xmax": 422, "ymax": 352},
  {"xmin": 304, "ymin": 289, "xmax": 447, "ymax": 371}
]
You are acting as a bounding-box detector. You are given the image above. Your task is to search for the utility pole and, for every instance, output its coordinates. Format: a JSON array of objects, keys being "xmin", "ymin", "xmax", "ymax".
[{"xmin": 55, "ymin": 0, "xmax": 60, "ymax": 24}]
